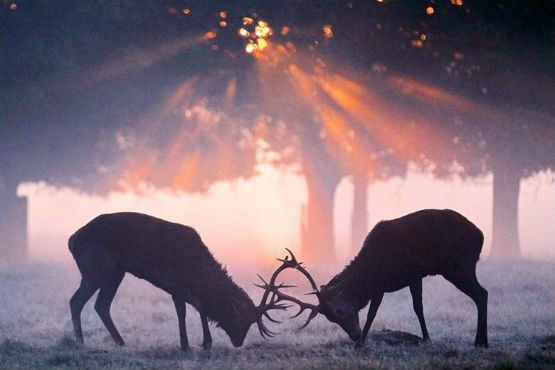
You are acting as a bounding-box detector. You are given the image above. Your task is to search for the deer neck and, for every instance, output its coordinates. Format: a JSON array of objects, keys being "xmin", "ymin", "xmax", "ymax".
[
  {"xmin": 329, "ymin": 258, "xmax": 381, "ymax": 309},
  {"xmin": 198, "ymin": 273, "xmax": 256, "ymax": 328},
  {"xmin": 325, "ymin": 271, "xmax": 367, "ymax": 309}
]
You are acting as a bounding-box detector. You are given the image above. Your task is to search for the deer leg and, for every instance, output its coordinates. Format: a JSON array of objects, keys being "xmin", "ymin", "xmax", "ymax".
[
  {"xmin": 70, "ymin": 279, "xmax": 100, "ymax": 344},
  {"xmin": 94, "ymin": 271, "xmax": 125, "ymax": 345},
  {"xmin": 199, "ymin": 311, "xmax": 212, "ymax": 350},
  {"xmin": 358, "ymin": 292, "xmax": 384, "ymax": 346},
  {"xmin": 409, "ymin": 279, "xmax": 430, "ymax": 341},
  {"xmin": 443, "ymin": 267, "xmax": 488, "ymax": 348},
  {"xmin": 172, "ymin": 296, "xmax": 189, "ymax": 351}
]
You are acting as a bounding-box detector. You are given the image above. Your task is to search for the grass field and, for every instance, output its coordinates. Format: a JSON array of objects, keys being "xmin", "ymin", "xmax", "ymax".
[{"xmin": 1, "ymin": 259, "xmax": 553, "ymax": 369}]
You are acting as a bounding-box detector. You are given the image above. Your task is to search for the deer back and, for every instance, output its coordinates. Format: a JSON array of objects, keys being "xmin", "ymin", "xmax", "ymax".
[
  {"xmin": 329, "ymin": 209, "xmax": 484, "ymax": 297},
  {"xmin": 69, "ymin": 212, "xmax": 256, "ymax": 326}
]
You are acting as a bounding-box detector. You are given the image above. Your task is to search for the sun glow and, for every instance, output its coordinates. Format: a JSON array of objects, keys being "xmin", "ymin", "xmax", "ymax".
[
  {"xmin": 88, "ymin": 37, "xmax": 204, "ymax": 83},
  {"xmin": 85, "ymin": 30, "xmax": 555, "ymax": 264},
  {"xmin": 204, "ymin": 30, "xmax": 217, "ymax": 39},
  {"xmin": 322, "ymin": 24, "xmax": 333, "ymax": 39},
  {"xmin": 238, "ymin": 18, "xmax": 274, "ymax": 55},
  {"xmin": 238, "ymin": 27, "xmax": 250, "ymax": 37},
  {"xmin": 249, "ymin": 42, "xmax": 458, "ymax": 176},
  {"xmin": 106, "ymin": 35, "xmax": 496, "ymax": 214}
]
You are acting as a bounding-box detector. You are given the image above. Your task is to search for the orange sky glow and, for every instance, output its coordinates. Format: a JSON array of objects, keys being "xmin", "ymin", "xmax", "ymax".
[
  {"xmin": 15, "ymin": 27, "xmax": 554, "ymax": 268},
  {"xmin": 19, "ymin": 167, "xmax": 554, "ymax": 265}
]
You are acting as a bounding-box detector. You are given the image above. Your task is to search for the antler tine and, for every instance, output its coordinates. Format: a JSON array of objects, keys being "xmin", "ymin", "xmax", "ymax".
[
  {"xmin": 284, "ymin": 248, "xmax": 298, "ymax": 264},
  {"xmin": 268, "ymin": 301, "xmax": 291, "ymax": 311},
  {"xmin": 262, "ymin": 272, "xmax": 321, "ymax": 330},
  {"xmin": 258, "ymin": 248, "xmax": 304, "ymax": 309},
  {"xmin": 278, "ymin": 248, "xmax": 320, "ymax": 295},
  {"xmin": 254, "ymin": 248, "xmax": 322, "ymax": 338},
  {"xmin": 276, "ymin": 247, "xmax": 297, "ymax": 262},
  {"xmin": 256, "ymin": 273, "xmax": 268, "ymax": 285},
  {"xmin": 257, "ymin": 318, "xmax": 278, "ymax": 338},
  {"xmin": 298, "ymin": 309, "xmax": 319, "ymax": 330},
  {"xmin": 276, "ymin": 283, "xmax": 297, "ymax": 289},
  {"xmin": 294, "ymin": 265, "xmax": 319, "ymax": 294},
  {"xmin": 290, "ymin": 305, "xmax": 307, "ymax": 318},
  {"xmin": 269, "ymin": 287, "xmax": 318, "ymax": 315},
  {"xmin": 253, "ymin": 276, "xmax": 268, "ymax": 290},
  {"xmin": 257, "ymin": 321, "xmax": 269, "ymax": 339},
  {"xmin": 263, "ymin": 311, "xmax": 282, "ymax": 324}
]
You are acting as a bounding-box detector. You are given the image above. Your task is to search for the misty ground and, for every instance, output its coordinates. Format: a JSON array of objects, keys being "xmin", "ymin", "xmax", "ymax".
[{"xmin": 0, "ymin": 259, "xmax": 553, "ymax": 370}]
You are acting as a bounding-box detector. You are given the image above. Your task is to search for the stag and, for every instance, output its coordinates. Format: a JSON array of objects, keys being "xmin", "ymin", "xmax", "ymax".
[
  {"xmin": 69, "ymin": 212, "xmax": 292, "ymax": 350},
  {"xmin": 263, "ymin": 209, "xmax": 489, "ymax": 348}
]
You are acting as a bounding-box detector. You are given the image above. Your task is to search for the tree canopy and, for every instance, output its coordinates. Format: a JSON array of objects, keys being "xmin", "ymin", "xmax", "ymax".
[{"xmin": 1, "ymin": 0, "xmax": 553, "ymax": 260}]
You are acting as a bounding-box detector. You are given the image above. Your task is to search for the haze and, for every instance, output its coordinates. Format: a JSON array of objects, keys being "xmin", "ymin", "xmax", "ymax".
[{"xmin": 20, "ymin": 165, "xmax": 554, "ymax": 265}]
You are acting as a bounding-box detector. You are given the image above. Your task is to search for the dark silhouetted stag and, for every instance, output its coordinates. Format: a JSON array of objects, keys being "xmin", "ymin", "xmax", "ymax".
[
  {"xmin": 69, "ymin": 212, "xmax": 291, "ymax": 350},
  {"xmin": 262, "ymin": 209, "xmax": 489, "ymax": 348}
]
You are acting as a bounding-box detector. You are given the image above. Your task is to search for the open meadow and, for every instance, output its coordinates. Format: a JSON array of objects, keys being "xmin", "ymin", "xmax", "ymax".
[{"xmin": 1, "ymin": 258, "xmax": 553, "ymax": 370}]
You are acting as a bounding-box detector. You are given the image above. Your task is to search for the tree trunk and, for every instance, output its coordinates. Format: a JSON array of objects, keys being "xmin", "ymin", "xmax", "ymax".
[
  {"xmin": 490, "ymin": 164, "xmax": 521, "ymax": 258},
  {"xmin": 300, "ymin": 175, "xmax": 340, "ymax": 264},
  {"xmin": 351, "ymin": 173, "xmax": 368, "ymax": 254},
  {"xmin": 0, "ymin": 178, "xmax": 28, "ymax": 263}
]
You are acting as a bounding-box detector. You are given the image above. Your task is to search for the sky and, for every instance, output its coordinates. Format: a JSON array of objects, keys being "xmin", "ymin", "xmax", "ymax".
[{"xmin": 19, "ymin": 165, "xmax": 554, "ymax": 265}]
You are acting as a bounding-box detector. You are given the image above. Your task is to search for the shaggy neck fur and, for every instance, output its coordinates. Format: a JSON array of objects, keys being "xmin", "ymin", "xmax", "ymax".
[
  {"xmin": 186, "ymin": 246, "xmax": 256, "ymax": 329},
  {"xmin": 326, "ymin": 249, "xmax": 379, "ymax": 310}
]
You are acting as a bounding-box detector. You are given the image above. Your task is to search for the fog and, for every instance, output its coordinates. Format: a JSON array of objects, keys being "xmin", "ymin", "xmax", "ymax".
[
  {"xmin": 1, "ymin": 258, "xmax": 553, "ymax": 369},
  {"xmin": 2, "ymin": 2, "xmax": 554, "ymax": 369},
  {"xmin": 19, "ymin": 165, "xmax": 554, "ymax": 266}
]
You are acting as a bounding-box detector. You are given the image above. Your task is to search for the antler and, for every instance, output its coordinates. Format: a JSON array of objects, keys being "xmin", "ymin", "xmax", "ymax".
[{"xmin": 254, "ymin": 248, "xmax": 320, "ymax": 336}]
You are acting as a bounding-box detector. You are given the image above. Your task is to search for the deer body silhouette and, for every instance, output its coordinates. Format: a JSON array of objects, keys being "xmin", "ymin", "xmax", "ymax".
[
  {"xmin": 69, "ymin": 212, "xmax": 284, "ymax": 350},
  {"xmin": 265, "ymin": 209, "xmax": 489, "ymax": 348}
]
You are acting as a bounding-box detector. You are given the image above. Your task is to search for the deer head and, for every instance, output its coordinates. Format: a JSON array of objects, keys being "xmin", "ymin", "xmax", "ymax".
[{"xmin": 316, "ymin": 281, "xmax": 362, "ymax": 341}]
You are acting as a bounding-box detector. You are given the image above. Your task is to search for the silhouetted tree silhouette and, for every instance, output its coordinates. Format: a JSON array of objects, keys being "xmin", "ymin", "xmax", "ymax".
[
  {"xmin": 2, "ymin": 0, "xmax": 552, "ymax": 261},
  {"xmin": 1, "ymin": 0, "xmax": 260, "ymax": 260},
  {"xmin": 324, "ymin": 0, "xmax": 554, "ymax": 256}
]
